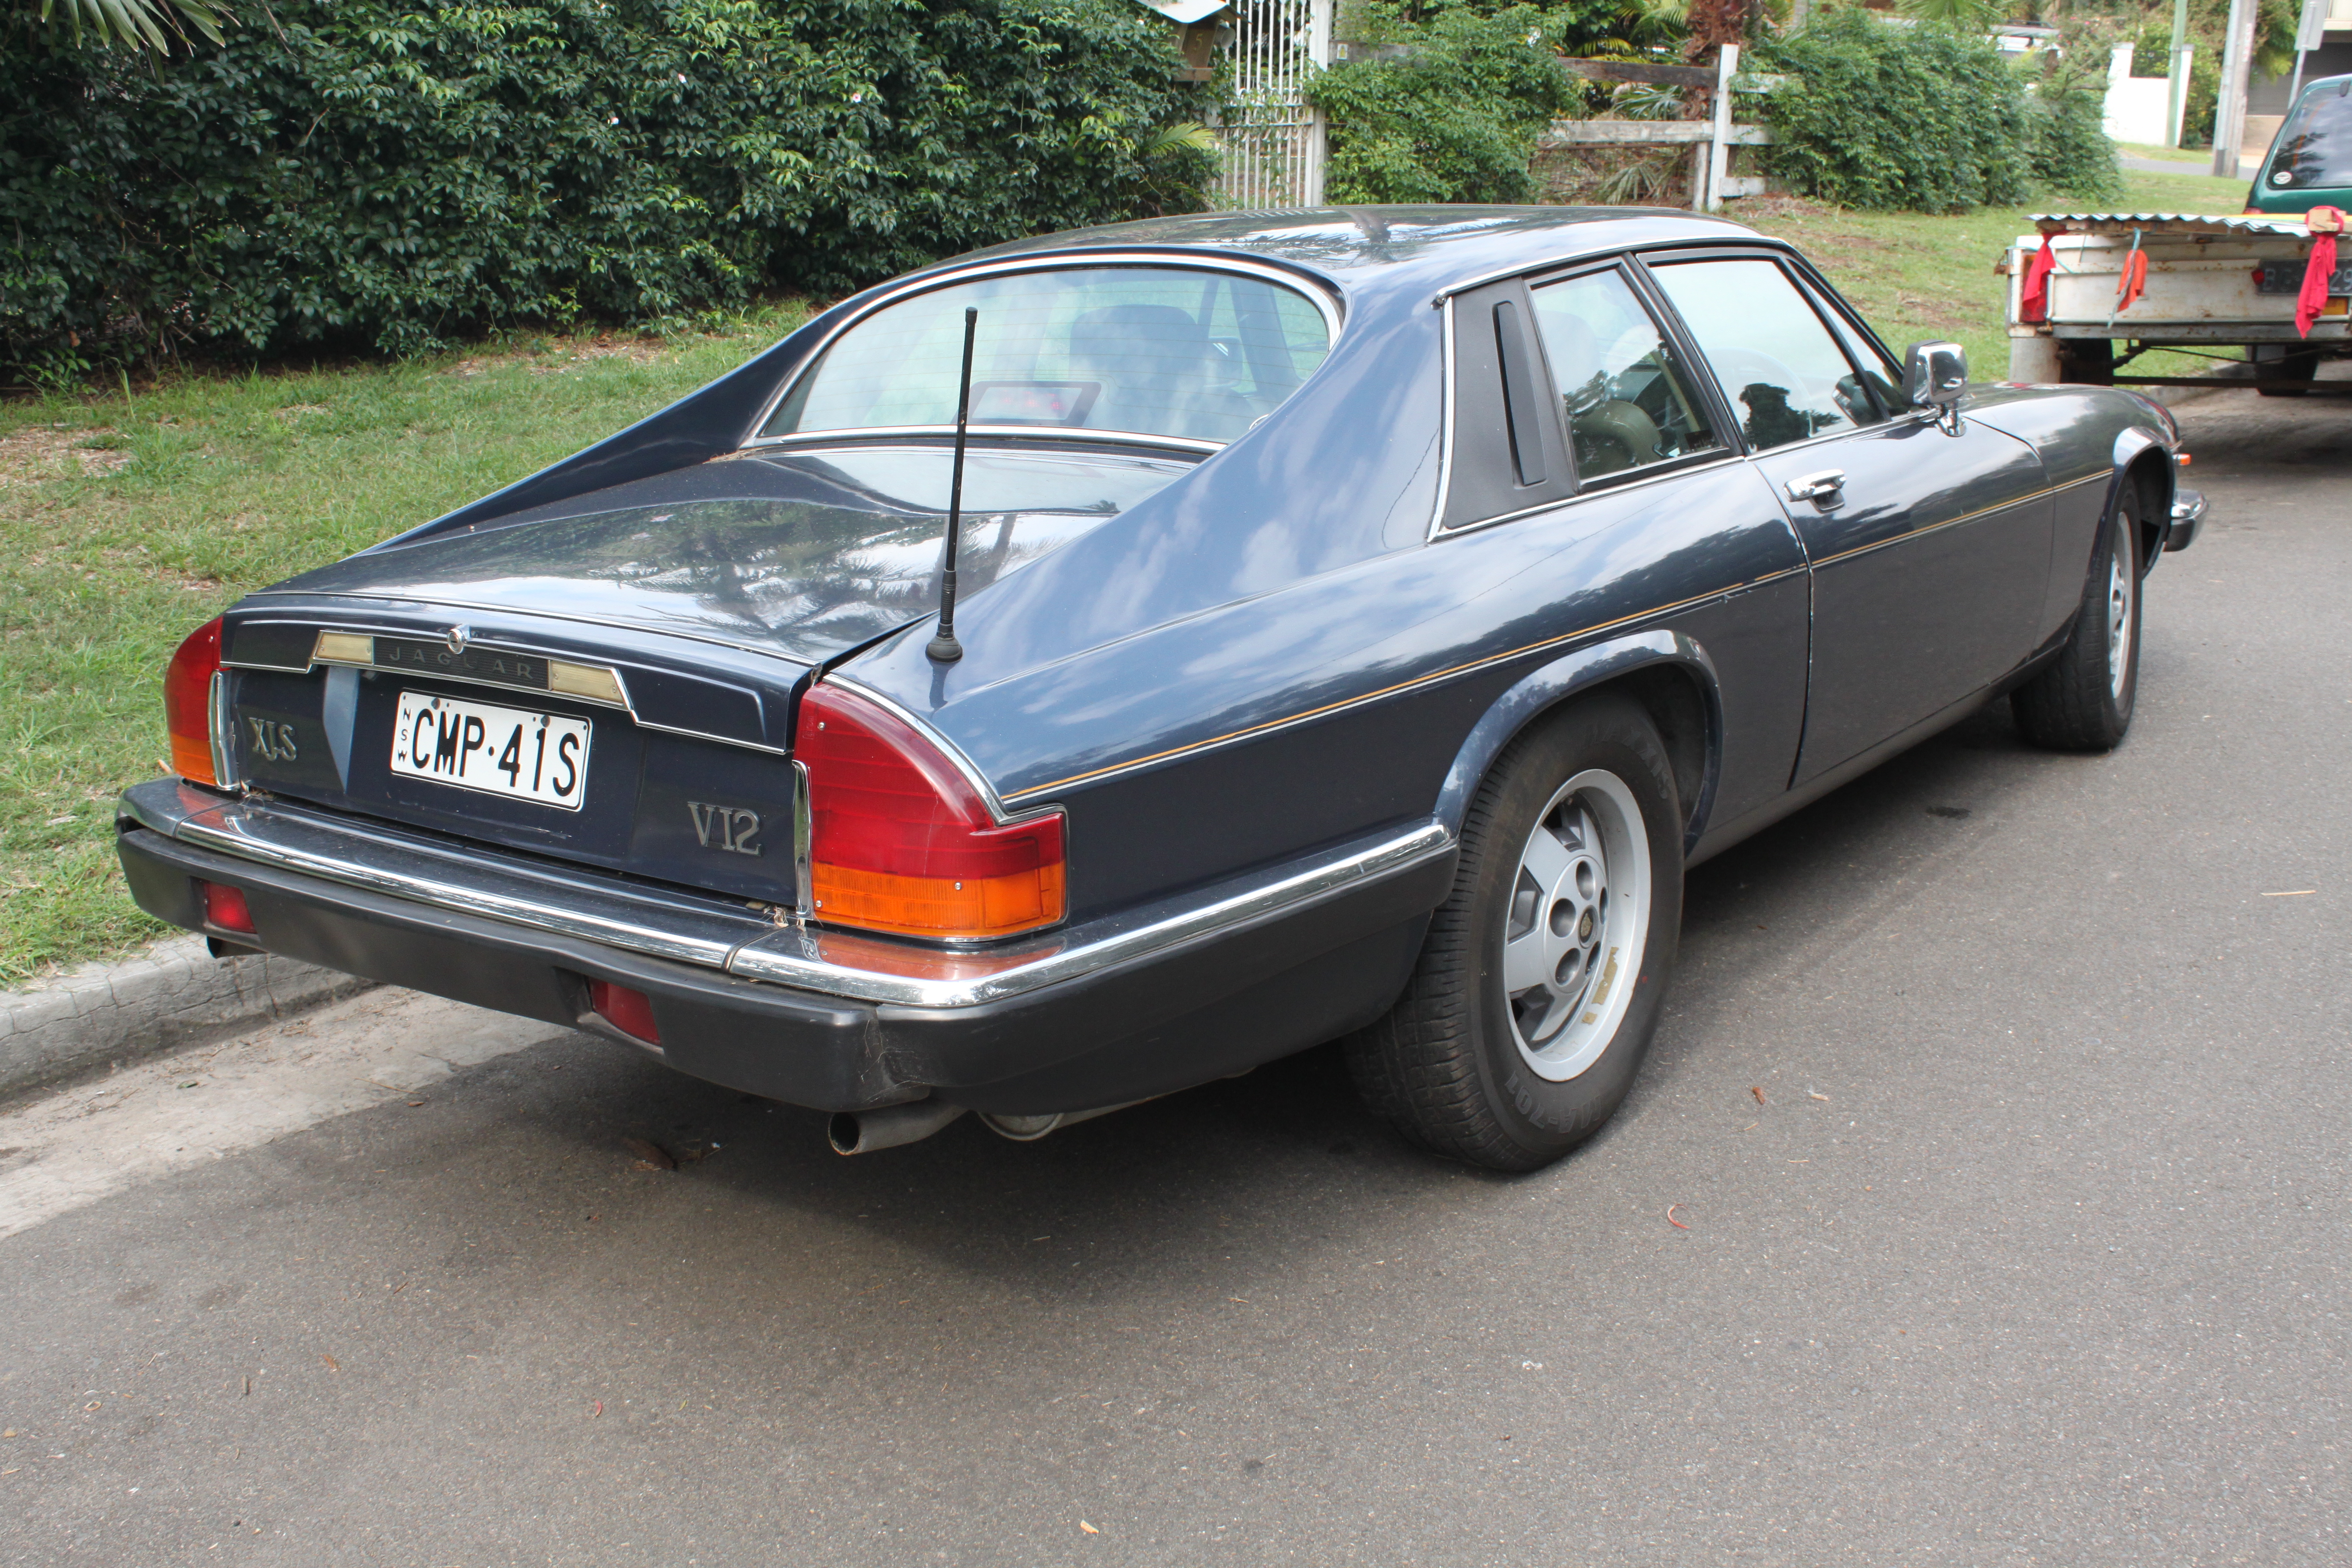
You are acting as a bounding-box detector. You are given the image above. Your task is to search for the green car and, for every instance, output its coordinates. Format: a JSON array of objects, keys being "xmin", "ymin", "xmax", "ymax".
[{"xmin": 2248, "ymin": 74, "xmax": 2352, "ymax": 215}]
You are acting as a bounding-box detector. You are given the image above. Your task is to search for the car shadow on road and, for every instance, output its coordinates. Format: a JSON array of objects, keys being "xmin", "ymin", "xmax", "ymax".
[{"xmin": 318, "ymin": 697, "xmax": 2071, "ymax": 1318}]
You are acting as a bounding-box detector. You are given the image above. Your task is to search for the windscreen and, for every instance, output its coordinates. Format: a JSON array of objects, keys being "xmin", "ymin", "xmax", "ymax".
[
  {"xmin": 762, "ymin": 266, "xmax": 1333, "ymax": 446},
  {"xmin": 2264, "ymin": 79, "xmax": 2352, "ymax": 193}
]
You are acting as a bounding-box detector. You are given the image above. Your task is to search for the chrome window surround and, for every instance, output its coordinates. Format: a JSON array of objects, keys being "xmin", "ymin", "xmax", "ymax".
[
  {"xmin": 220, "ymin": 619, "xmax": 791, "ymax": 758},
  {"xmin": 120, "ymin": 779, "xmax": 1452, "ymax": 1011},
  {"xmin": 738, "ymin": 252, "xmax": 1347, "ymax": 455}
]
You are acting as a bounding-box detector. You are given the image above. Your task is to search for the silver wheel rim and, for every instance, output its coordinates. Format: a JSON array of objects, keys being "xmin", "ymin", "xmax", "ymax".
[
  {"xmin": 2107, "ymin": 523, "xmax": 2135, "ymax": 701},
  {"xmin": 1501, "ymin": 768, "xmax": 1650, "ymax": 1082}
]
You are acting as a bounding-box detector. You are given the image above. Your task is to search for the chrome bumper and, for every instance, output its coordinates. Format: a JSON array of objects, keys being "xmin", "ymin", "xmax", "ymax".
[
  {"xmin": 2166, "ymin": 487, "xmax": 2206, "ymax": 551},
  {"xmin": 119, "ymin": 780, "xmax": 1454, "ymax": 1010}
]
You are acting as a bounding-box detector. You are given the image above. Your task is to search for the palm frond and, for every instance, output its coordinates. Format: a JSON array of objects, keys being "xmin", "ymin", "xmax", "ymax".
[
  {"xmin": 1140, "ymin": 121, "xmax": 1218, "ymax": 159},
  {"xmin": 37, "ymin": 0, "xmax": 227, "ymax": 54}
]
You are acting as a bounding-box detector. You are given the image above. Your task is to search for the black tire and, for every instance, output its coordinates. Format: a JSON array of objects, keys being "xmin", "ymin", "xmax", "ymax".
[
  {"xmin": 1347, "ymin": 694, "xmax": 1682, "ymax": 1172},
  {"xmin": 2252, "ymin": 343, "xmax": 2319, "ymax": 398},
  {"xmin": 2012, "ymin": 485, "xmax": 2142, "ymax": 751}
]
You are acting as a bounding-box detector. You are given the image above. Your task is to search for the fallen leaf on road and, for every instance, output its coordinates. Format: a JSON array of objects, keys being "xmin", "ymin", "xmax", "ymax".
[
  {"xmin": 2261, "ymin": 890, "xmax": 2316, "ymax": 897},
  {"xmin": 622, "ymin": 1137, "xmax": 677, "ymax": 1171},
  {"xmin": 592, "ymin": 1400, "xmax": 603, "ymax": 1419},
  {"xmin": 1809, "ymin": 1091, "xmax": 1829, "ymax": 1102},
  {"xmin": 1079, "ymin": 1521, "xmax": 1100, "ymax": 1535},
  {"xmin": 1750, "ymin": 1086, "xmax": 1766, "ymax": 1106},
  {"xmin": 1666, "ymin": 1204, "xmax": 1689, "ymax": 1229},
  {"xmin": 320, "ymin": 1355, "xmax": 339, "ymax": 1372},
  {"xmin": 406, "ymin": 1100, "xmax": 425, "ymax": 1108}
]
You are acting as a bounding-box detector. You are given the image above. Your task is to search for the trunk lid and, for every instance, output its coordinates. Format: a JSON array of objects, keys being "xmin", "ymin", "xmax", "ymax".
[{"xmin": 217, "ymin": 443, "xmax": 1190, "ymax": 903}]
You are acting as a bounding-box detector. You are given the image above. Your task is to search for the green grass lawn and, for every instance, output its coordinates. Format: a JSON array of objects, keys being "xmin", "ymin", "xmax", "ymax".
[
  {"xmin": 0, "ymin": 306, "xmax": 805, "ymax": 983},
  {"xmin": 2113, "ymin": 140, "xmax": 2214, "ymax": 165},
  {"xmin": 1734, "ymin": 167, "xmax": 2257, "ymax": 379},
  {"xmin": 0, "ymin": 165, "xmax": 2270, "ymax": 984}
]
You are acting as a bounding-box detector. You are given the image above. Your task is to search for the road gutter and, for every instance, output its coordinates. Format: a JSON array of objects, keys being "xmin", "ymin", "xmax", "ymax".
[{"xmin": 0, "ymin": 936, "xmax": 373, "ymax": 1103}]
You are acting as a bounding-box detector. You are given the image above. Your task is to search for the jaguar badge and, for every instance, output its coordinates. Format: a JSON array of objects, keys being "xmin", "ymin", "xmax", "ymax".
[{"xmin": 445, "ymin": 625, "xmax": 471, "ymax": 655}]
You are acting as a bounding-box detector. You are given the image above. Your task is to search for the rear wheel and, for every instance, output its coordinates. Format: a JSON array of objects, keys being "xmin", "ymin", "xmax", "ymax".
[
  {"xmin": 2012, "ymin": 485, "xmax": 2141, "ymax": 751},
  {"xmin": 2251, "ymin": 342, "xmax": 2319, "ymax": 397},
  {"xmin": 1347, "ymin": 694, "xmax": 1682, "ymax": 1172},
  {"xmin": 2056, "ymin": 337, "xmax": 2116, "ymax": 386}
]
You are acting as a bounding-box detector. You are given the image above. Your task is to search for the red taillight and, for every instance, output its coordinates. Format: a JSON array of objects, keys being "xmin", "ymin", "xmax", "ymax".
[
  {"xmin": 588, "ymin": 980, "xmax": 661, "ymax": 1044},
  {"xmin": 164, "ymin": 618, "xmax": 223, "ymax": 785},
  {"xmin": 199, "ymin": 880, "xmax": 255, "ymax": 934},
  {"xmin": 796, "ymin": 683, "xmax": 1066, "ymax": 940}
]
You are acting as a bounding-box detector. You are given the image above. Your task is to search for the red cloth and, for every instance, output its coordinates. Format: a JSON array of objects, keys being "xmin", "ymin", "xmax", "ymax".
[
  {"xmin": 2298, "ymin": 206, "xmax": 2349, "ymax": 338},
  {"xmin": 2116, "ymin": 247, "xmax": 2148, "ymax": 315},
  {"xmin": 2020, "ymin": 234, "xmax": 2057, "ymax": 323},
  {"xmin": 2297, "ymin": 233, "xmax": 2337, "ymax": 337}
]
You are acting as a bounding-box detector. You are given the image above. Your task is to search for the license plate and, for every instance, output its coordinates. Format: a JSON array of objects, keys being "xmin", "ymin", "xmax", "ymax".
[{"xmin": 391, "ymin": 690, "xmax": 591, "ymax": 810}]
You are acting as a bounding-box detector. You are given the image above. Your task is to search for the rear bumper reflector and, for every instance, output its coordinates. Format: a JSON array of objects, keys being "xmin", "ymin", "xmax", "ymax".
[{"xmin": 588, "ymin": 979, "xmax": 661, "ymax": 1044}]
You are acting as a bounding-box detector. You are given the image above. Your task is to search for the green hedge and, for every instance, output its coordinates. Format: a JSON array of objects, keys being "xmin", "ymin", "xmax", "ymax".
[
  {"xmin": 1305, "ymin": 3, "xmax": 1581, "ymax": 204},
  {"xmin": 1756, "ymin": 11, "xmax": 2117, "ymax": 212},
  {"xmin": 0, "ymin": 0, "xmax": 1214, "ymax": 379}
]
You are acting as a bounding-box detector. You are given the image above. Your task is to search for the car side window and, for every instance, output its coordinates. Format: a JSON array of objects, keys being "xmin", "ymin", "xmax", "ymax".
[
  {"xmin": 1647, "ymin": 257, "xmax": 1881, "ymax": 451},
  {"xmin": 1526, "ymin": 269, "xmax": 1723, "ymax": 483}
]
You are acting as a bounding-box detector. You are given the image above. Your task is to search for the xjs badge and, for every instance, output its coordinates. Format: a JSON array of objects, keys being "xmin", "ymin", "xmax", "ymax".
[{"xmin": 244, "ymin": 714, "xmax": 297, "ymax": 763}]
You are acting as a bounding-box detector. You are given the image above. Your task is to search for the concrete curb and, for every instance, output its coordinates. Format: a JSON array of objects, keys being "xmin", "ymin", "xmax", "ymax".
[{"xmin": 1, "ymin": 938, "xmax": 375, "ymax": 1102}]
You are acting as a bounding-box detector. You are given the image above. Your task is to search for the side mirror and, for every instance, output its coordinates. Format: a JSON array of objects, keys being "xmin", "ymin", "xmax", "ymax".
[{"xmin": 1904, "ymin": 341, "xmax": 1968, "ymax": 433}]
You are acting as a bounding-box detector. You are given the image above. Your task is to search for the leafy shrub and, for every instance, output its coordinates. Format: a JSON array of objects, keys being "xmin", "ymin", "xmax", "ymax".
[
  {"xmin": 1306, "ymin": 3, "xmax": 1578, "ymax": 204},
  {"xmin": 1754, "ymin": 11, "xmax": 2034, "ymax": 211},
  {"xmin": 0, "ymin": 0, "xmax": 1214, "ymax": 379},
  {"xmin": 2024, "ymin": 52, "xmax": 2122, "ymax": 201}
]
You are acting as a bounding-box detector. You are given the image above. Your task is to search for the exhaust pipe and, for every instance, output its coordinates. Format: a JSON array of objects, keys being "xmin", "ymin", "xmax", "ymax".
[
  {"xmin": 977, "ymin": 1100, "xmax": 1149, "ymax": 1142},
  {"xmin": 829, "ymin": 1101, "xmax": 967, "ymax": 1156}
]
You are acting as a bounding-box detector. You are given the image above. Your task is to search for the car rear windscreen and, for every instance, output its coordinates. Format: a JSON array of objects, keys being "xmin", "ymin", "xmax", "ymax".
[
  {"xmin": 2264, "ymin": 79, "xmax": 2352, "ymax": 193},
  {"xmin": 761, "ymin": 265, "xmax": 1334, "ymax": 447}
]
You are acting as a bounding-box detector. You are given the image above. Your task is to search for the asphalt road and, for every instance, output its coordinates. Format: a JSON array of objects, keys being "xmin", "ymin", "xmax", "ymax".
[{"xmin": 2, "ymin": 386, "xmax": 2347, "ymax": 1567}]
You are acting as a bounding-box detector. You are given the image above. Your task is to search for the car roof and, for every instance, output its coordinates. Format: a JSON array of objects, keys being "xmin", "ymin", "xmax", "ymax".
[{"xmin": 931, "ymin": 205, "xmax": 1770, "ymax": 312}]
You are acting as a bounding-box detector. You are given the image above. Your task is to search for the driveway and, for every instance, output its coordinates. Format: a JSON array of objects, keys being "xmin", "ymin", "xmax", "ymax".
[{"xmin": 1, "ymin": 387, "xmax": 2346, "ymax": 1567}]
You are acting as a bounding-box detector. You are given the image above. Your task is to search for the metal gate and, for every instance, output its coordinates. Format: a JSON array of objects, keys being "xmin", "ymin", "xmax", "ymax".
[{"xmin": 1212, "ymin": 0, "xmax": 1330, "ymax": 208}]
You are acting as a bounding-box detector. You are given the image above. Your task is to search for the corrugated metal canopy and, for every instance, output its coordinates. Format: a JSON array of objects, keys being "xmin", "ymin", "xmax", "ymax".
[{"xmin": 2029, "ymin": 212, "xmax": 2309, "ymax": 237}]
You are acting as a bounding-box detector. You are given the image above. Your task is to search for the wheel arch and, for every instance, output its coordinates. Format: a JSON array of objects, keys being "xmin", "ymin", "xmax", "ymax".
[
  {"xmin": 1433, "ymin": 631, "xmax": 1722, "ymax": 857},
  {"xmin": 2109, "ymin": 427, "xmax": 2176, "ymax": 573}
]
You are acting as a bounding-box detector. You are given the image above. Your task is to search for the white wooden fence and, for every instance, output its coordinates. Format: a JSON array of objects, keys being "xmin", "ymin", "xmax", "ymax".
[
  {"xmin": 1535, "ymin": 46, "xmax": 1780, "ymax": 213},
  {"xmin": 1205, "ymin": 30, "xmax": 1777, "ymax": 214}
]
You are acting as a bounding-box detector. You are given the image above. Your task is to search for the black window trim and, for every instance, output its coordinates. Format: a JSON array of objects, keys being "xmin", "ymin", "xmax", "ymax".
[{"xmin": 1522, "ymin": 254, "xmax": 1742, "ymax": 493}]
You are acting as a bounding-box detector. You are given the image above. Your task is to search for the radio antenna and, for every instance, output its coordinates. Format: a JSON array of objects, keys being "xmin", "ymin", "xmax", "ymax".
[{"xmin": 927, "ymin": 306, "xmax": 980, "ymax": 664}]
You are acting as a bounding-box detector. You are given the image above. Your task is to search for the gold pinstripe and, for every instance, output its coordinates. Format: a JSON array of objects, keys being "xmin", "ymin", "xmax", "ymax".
[{"xmin": 1806, "ymin": 469, "xmax": 2107, "ymax": 570}]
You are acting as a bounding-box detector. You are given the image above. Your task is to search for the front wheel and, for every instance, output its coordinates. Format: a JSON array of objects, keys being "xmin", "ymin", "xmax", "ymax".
[
  {"xmin": 1347, "ymin": 694, "xmax": 1683, "ymax": 1172},
  {"xmin": 2012, "ymin": 485, "xmax": 2142, "ymax": 750}
]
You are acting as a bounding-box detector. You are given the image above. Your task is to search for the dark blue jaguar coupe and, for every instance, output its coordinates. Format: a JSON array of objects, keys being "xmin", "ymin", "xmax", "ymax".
[{"xmin": 116, "ymin": 207, "xmax": 2204, "ymax": 1170}]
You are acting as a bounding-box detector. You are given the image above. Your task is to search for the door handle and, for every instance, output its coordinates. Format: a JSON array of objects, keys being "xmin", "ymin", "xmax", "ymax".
[{"xmin": 1785, "ymin": 469, "xmax": 1846, "ymax": 504}]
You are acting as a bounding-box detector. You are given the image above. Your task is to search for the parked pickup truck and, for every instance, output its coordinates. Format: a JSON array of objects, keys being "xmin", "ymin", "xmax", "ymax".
[{"xmin": 2003, "ymin": 74, "xmax": 2352, "ymax": 393}]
